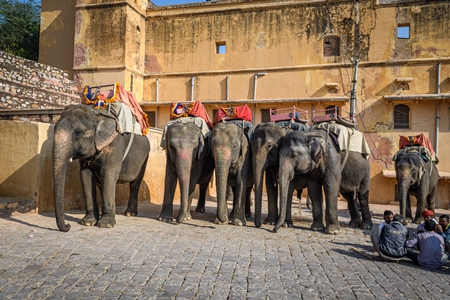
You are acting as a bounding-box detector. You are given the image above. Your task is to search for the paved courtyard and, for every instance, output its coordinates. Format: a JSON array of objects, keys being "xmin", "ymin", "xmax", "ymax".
[{"xmin": 0, "ymin": 197, "xmax": 449, "ymax": 300}]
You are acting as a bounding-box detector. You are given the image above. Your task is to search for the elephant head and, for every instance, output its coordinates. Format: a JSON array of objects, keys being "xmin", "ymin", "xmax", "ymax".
[
  {"xmin": 52, "ymin": 105, "xmax": 118, "ymax": 232},
  {"xmin": 274, "ymin": 130, "xmax": 327, "ymax": 232},
  {"xmin": 210, "ymin": 122, "xmax": 251, "ymax": 225},
  {"xmin": 395, "ymin": 151, "xmax": 425, "ymax": 224},
  {"xmin": 251, "ymin": 122, "xmax": 284, "ymax": 227},
  {"xmin": 163, "ymin": 122, "xmax": 207, "ymax": 223}
]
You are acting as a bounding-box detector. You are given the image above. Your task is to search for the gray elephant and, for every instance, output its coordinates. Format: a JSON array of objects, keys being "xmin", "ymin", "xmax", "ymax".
[
  {"xmin": 210, "ymin": 121, "xmax": 253, "ymax": 226},
  {"xmin": 394, "ymin": 148, "xmax": 439, "ymax": 224},
  {"xmin": 52, "ymin": 105, "xmax": 150, "ymax": 232},
  {"xmin": 251, "ymin": 121, "xmax": 308, "ymax": 228},
  {"xmin": 274, "ymin": 129, "xmax": 372, "ymax": 234},
  {"xmin": 158, "ymin": 122, "xmax": 214, "ymax": 223}
]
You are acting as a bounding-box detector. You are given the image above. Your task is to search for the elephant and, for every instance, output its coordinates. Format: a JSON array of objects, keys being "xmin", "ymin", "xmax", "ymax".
[
  {"xmin": 251, "ymin": 122, "xmax": 308, "ymax": 228},
  {"xmin": 394, "ymin": 149, "xmax": 439, "ymax": 224},
  {"xmin": 52, "ymin": 104, "xmax": 150, "ymax": 232},
  {"xmin": 158, "ymin": 122, "xmax": 214, "ymax": 223},
  {"xmin": 274, "ymin": 129, "xmax": 372, "ymax": 234},
  {"xmin": 210, "ymin": 121, "xmax": 253, "ymax": 226}
]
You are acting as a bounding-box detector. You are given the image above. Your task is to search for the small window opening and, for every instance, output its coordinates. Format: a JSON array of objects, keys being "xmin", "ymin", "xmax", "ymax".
[
  {"xmin": 397, "ymin": 82, "xmax": 410, "ymax": 91},
  {"xmin": 147, "ymin": 111, "xmax": 156, "ymax": 127},
  {"xmin": 323, "ymin": 36, "xmax": 340, "ymax": 57},
  {"xmin": 398, "ymin": 25, "xmax": 410, "ymax": 39},
  {"xmin": 216, "ymin": 42, "xmax": 226, "ymax": 54},
  {"xmin": 261, "ymin": 109, "xmax": 271, "ymax": 123},
  {"xmin": 328, "ymin": 87, "xmax": 338, "ymax": 94},
  {"xmin": 394, "ymin": 104, "xmax": 410, "ymax": 129}
]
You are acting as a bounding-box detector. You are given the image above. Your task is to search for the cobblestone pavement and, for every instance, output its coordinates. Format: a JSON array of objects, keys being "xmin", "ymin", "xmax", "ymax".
[{"xmin": 0, "ymin": 197, "xmax": 449, "ymax": 300}]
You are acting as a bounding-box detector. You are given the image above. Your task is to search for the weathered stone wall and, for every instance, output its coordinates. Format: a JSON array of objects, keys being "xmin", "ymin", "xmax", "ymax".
[{"xmin": 0, "ymin": 50, "xmax": 81, "ymax": 122}]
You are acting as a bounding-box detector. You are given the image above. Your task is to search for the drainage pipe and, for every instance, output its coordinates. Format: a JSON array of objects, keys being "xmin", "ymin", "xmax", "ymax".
[
  {"xmin": 435, "ymin": 62, "xmax": 441, "ymax": 156},
  {"xmin": 226, "ymin": 76, "xmax": 229, "ymax": 101},
  {"xmin": 191, "ymin": 77, "xmax": 195, "ymax": 101},
  {"xmin": 253, "ymin": 72, "xmax": 266, "ymax": 100},
  {"xmin": 155, "ymin": 78, "xmax": 159, "ymax": 102}
]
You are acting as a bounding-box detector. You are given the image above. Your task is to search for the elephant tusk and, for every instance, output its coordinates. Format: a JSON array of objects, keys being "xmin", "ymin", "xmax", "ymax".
[{"xmin": 69, "ymin": 158, "xmax": 73, "ymax": 163}]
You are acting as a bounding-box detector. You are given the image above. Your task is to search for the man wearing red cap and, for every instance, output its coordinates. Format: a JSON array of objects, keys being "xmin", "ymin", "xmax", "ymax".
[{"xmin": 417, "ymin": 210, "xmax": 437, "ymax": 233}]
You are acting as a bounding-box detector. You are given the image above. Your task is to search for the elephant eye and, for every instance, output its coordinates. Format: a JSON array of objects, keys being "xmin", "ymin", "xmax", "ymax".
[{"xmin": 73, "ymin": 129, "xmax": 83, "ymax": 139}]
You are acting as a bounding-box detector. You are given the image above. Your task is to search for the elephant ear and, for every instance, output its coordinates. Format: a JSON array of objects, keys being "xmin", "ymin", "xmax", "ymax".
[
  {"xmin": 309, "ymin": 136, "xmax": 325, "ymax": 164},
  {"xmin": 95, "ymin": 118, "xmax": 119, "ymax": 151}
]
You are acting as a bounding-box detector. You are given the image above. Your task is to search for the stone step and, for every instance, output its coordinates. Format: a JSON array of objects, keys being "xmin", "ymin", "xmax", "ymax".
[{"xmin": 0, "ymin": 198, "xmax": 36, "ymax": 216}]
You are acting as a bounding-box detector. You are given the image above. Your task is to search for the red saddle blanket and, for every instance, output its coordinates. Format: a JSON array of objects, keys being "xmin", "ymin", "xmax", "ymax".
[
  {"xmin": 214, "ymin": 104, "xmax": 252, "ymax": 125},
  {"xmin": 170, "ymin": 100, "xmax": 212, "ymax": 129},
  {"xmin": 399, "ymin": 133, "xmax": 435, "ymax": 155}
]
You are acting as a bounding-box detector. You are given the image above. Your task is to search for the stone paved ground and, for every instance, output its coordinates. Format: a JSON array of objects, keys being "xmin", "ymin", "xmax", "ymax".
[{"xmin": 0, "ymin": 196, "xmax": 449, "ymax": 300}]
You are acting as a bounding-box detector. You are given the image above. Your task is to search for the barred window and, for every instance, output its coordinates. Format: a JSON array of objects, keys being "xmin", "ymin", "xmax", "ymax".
[
  {"xmin": 397, "ymin": 82, "xmax": 410, "ymax": 91},
  {"xmin": 261, "ymin": 109, "xmax": 271, "ymax": 123},
  {"xmin": 323, "ymin": 36, "xmax": 340, "ymax": 57},
  {"xmin": 394, "ymin": 104, "xmax": 410, "ymax": 129}
]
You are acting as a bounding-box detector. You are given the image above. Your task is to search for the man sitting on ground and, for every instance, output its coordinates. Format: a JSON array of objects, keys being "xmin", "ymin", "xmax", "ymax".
[
  {"xmin": 370, "ymin": 210, "xmax": 394, "ymax": 259},
  {"xmin": 417, "ymin": 210, "xmax": 437, "ymax": 233},
  {"xmin": 372, "ymin": 214, "xmax": 408, "ymax": 261},
  {"xmin": 436, "ymin": 214, "xmax": 450, "ymax": 253},
  {"xmin": 406, "ymin": 220, "xmax": 449, "ymax": 269}
]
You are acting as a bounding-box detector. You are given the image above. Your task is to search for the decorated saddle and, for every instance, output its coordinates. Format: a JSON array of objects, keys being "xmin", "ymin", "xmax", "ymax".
[
  {"xmin": 270, "ymin": 107, "xmax": 310, "ymax": 131},
  {"xmin": 214, "ymin": 105, "xmax": 254, "ymax": 141},
  {"xmin": 170, "ymin": 100, "xmax": 213, "ymax": 129},
  {"xmin": 393, "ymin": 133, "xmax": 439, "ymax": 163},
  {"xmin": 83, "ymin": 82, "xmax": 150, "ymax": 135},
  {"xmin": 314, "ymin": 122, "xmax": 371, "ymax": 158}
]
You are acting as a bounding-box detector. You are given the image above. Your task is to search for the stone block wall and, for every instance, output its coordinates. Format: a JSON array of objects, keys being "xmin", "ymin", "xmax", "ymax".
[{"xmin": 0, "ymin": 50, "xmax": 81, "ymax": 123}]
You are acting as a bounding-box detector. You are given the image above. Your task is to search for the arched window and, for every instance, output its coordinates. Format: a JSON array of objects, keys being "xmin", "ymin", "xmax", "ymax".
[
  {"xmin": 394, "ymin": 104, "xmax": 410, "ymax": 129},
  {"xmin": 397, "ymin": 82, "xmax": 410, "ymax": 91},
  {"xmin": 323, "ymin": 36, "xmax": 340, "ymax": 57}
]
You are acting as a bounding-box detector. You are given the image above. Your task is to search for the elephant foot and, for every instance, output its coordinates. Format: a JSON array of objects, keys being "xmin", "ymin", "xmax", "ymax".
[
  {"xmin": 349, "ymin": 218, "xmax": 362, "ymax": 228},
  {"xmin": 230, "ymin": 217, "xmax": 247, "ymax": 226},
  {"xmin": 214, "ymin": 217, "xmax": 228, "ymax": 225},
  {"xmin": 245, "ymin": 211, "xmax": 252, "ymax": 218},
  {"xmin": 282, "ymin": 219, "xmax": 293, "ymax": 228},
  {"xmin": 81, "ymin": 215, "xmax": 97, "ymax": 227},
  {"xmin": 311, "ymin": 221, "xmax": 325, "ymax": 231},
  {"xmin": 124, "ymin": 209, "xmax": 137, "ymax": 217},
  {"xmin": 158, "ymin": 215, "xmax": 173, "ymax": 223},
  {"xmin": 264, "ymin": 214, "xmax": 278, "ymax": 225},
  {"xmin": 324, "ymin": 225, "xmax": 341, "ymax": 235},
  {"xmin": 195, "ymin": 206, "xmax": 206, "ymax": 213},
  {"xmin": 360, "ymin": 220, "xmax": 373, "ymax": 230},
  {"xmin": 412, "ymin": 218, "xmax": 421, "ymax": 224},
  {"xmin": 97, "ymin": 216, "xmax": 116, "ymax": 229}
]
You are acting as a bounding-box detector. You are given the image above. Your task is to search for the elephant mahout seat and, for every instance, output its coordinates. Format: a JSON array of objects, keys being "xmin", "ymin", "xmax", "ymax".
[
  {"xmin": 214, "ymin": 105, "xmax": 254, "ymax": 141},
  {"xmin": 395, "ymin": 134, "xmax": 439, "ymax": 163}
]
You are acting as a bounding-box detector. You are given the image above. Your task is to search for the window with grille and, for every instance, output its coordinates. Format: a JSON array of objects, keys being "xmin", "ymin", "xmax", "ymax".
[
  {"xmin": 147, "ymin": 111, "xmax": 156, "ymax": 127},
  {"xmin": 397, "ymin": 82, "xmax": 410, "ymax": 91},
  {"xmin": 394, "ymin": 104, "xmax": 410, "ymax": 129},
  {"xmin": 261, "ymin": 109, "xmax": 271, "ymax": 123},
  {"xmin": 323, "ymin": 36, "xmax": 340, "ymax": 57}
]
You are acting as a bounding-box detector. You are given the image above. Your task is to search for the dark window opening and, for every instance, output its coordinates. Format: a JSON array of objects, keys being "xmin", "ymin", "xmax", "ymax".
[
  {"xmin": 394, "ymin": 104, "xmax": 410, "ymax": 129},
  {"xmin": 325, "ymin": 105, "xmax": 340, "ymax": 116},
  {"xmin": 147, "ymin": 111, "xmax": 156, "ymax": 127},
  {"xmin": 261, "ymin": 109, "xmax": 271, "ymax": 123},
  {"xmin": 323, "ymin": 36, "xmax": 340, "ymax": 57},
  {"xmin": 328, "ymin": 87, "xmax": 338, "ymax": 94}
]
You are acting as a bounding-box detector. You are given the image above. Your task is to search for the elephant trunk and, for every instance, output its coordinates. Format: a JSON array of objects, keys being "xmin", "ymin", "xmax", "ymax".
[
  {"xmin": 397, "ymin": 179, "xmax": 409, "ymax": 225},
  {"xmin": 215, "ymin": 148, "xmax": 231, "ymax": 224},
  {"xmin": 253, "ymin": 156, "xmax": 267, "ymax": 228},
  {"xmin": 175, "ymin": 149, "xmax": 193, "ymax": 223},
  {"xmin": 52, "ymin": 129, "xmax": 72, "ymax": 232},
  {"xmin": 273, "ymin": 168, "xmax": 291, "ymax": 233}
]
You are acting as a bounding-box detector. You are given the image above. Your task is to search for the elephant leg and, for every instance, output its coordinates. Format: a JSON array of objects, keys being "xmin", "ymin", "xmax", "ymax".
[
  {"xmin": 80, "ymin": 166, "xmax": 98, "ymax": 226},
  {"xmin": 124, "ymin": 156, "xmax": 148, "ymax": 217},
  {"xmin": 283, "ymin": 183, "xmax": 295, "ymax": 228},
  {"xmin": 245, "ymin": 187, "xmax": 252, "ymax": 218},
  {"xmin": 405, "ymin": 193, "xmax": 413, "ymax": 223},
  {"xmin": 230, "ymin": 182, "xmax": 247, "ymax": 226},
  {"xmin": 323, "ymin": 182, "xmax": 341, "ymax": 235},
  {"xmin": 264, "ymin": 172, "xmax": 278, "ymax": 225},
  {"xmin": 195, "ymin": 182, "xmax": 208, "ymax": 213},
  {"xmin": 309, "ymin": 180, "xmax": 325, "ymax": 231},
  {"xmin": 358, "ymin": 190, "xmax": 373, "ymax": 229},
  {"xmin": 343, "ymin": 191, "xmax": 361, "ymax": 228},
  {"xmin": 97, "ymin": 173, "xmax": 119, "ymax": 228},
  {"xmin": 158, "ymin": 166, "xmax": 177, "ymax": 222},
  {"xmin": 414, "ymin": 190, "xmax": 429, "ymax": 224}
]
